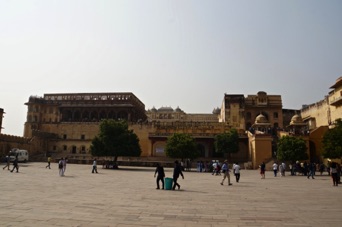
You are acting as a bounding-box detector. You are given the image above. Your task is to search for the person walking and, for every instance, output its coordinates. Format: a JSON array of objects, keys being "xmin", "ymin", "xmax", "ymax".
[
  {"xmin": 273, "ymin": 162, "xmax": 278, "ymax": 177},
  {"xmin": 220, "ymin": 160, "xmax": 232, "ymax": 186},
  {"xmin": 280, "ymin": 162, "xmax": 286, "ymax": 177},
  {"xmin": 46, "ymin": 156, "xmax": 51, "ymax": 169},
  {"xmin": 260, "ymin": 162, "xmax": 266, "ymax": 179},
  {"xmin": 92, "ymin": 158, "xmax": 98, "ymax": 173},
  {"xmin": 319, "ymin": 163, "xmax": 325, "ymax": 175},
  {"xmin": 330, "ymin": 162, "xmax": 338, "ymax": 186},
  {"xmin": 212, "ymin": 162, "xmax": 217, "ymax": 175},
  {"xmin": 233, "ymin": 162, "xmax": 241, "ymax": 182},
  {"xmin": 186, "ymin": 159, "xmax": 191, "ymax": 171},
  {"xmin": 172, "ymin": 160, "xmax": 184, "ymax": 190},
  {"xmin": 3, "ymin": 154, "xmax": 10, "ymax": 170},
  {"xmin": 307, "ymin": 162, "xmax": 315, "ymax": 179},
  {"xmin": 10, "ymin": 155, "xmax": 19, "ymax": 173},
  {"xmin": 58, "ymin": 158, "xmax": 64, "ymax": 176},
  {"xmin": 154, "ymin": 163, "xmax": 165, "ymax": 189},
  {"xmin": 62, "ymin": 157, "xmax": 68, "ymax": 175}
]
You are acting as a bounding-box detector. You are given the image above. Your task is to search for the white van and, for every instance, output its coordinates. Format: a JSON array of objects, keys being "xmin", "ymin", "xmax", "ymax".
[{"xmin": 8, "ymin": 149, "xmax": 29, "ymax": 162}]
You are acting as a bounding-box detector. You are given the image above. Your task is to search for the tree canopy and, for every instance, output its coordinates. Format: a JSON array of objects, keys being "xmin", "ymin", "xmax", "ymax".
[
  {"xmin": 165, "ymin": 133, "xmax": 199, "ymax": 161},
  {"xmin": 276, "ymin": 135, "xmax": 308, "ymax": 162},
  {"xmin": 90, "ymin": 119, "xmax": 141, "ymax": 162},
  {"xmin": 322, "ymin": 119, "xmax": 342, "ymax": 159},
  {"xmin": 214, "ymin": 128, "xmax": 239, "ymax": 157}
]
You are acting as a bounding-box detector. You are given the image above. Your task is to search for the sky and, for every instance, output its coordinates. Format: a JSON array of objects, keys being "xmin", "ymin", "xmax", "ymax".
[{"xmin": 1, "ymin": 0, "xmax": 341, "ymax": 136}]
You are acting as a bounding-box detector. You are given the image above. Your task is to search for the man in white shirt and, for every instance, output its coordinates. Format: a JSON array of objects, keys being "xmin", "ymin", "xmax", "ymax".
[
  {"xmin": 273, "ymin": 162, "xmax": 278, "ymax": 177},
  {"xmin": 92, "ymin": 158, "xmax": 98, "ymax": 173},
  {"xmin": 233, "ymin": 162, "xmax": 241, "ymax": 182}
]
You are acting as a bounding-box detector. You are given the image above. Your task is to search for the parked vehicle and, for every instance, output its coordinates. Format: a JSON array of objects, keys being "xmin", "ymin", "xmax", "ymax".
[{"xmin": 8, "ymin": 148, "xmax": 29, "ymax": 162}]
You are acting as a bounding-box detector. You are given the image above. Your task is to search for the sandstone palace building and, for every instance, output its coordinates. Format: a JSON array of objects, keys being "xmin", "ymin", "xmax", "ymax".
[
  {"xmin": 23, "ymin": 93, "xmax": 147, "ymax": 157},
  {"xmin": 1, "ymin": 77, "xmax": 340, "ymax": 168},
  {"xmin": 15, "ymin": 90, "xmax": 303, "ymax": 169}
]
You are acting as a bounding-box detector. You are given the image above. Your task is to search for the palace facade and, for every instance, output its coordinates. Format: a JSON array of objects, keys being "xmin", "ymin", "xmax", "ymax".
[
  {"xmin": 300, "ymin": 77, "xmax": 342, "ymax": 162},
  {"xmin": 219, "ymin": 92, "xmax": 285, "ymax": 130},
  {"xmin": 15, "ymin": 90, "xmax": 305, "ymax": 168},
  {"xmin": 4, "ymin": 77, "xmax": 340, "ymax": 168}
]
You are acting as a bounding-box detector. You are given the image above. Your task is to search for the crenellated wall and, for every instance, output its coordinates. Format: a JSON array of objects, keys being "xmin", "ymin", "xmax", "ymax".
[{"xmin": 0, "ymin": 134, "xmax": 31, "ymax": 157}]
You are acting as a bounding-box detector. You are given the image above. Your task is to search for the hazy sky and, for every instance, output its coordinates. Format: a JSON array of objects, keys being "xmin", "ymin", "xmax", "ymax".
[{"xmin": 1, "ymin": 0, "xmax": 341, "ymax": 136}]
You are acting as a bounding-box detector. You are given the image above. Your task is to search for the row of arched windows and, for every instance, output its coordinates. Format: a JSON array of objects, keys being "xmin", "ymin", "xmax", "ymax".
[
  {"xmin": 61, "ymin": 109, "xmax": 129, "ymax": 122},
  {"xmin": 245, "ymin": 112, "xmax": 279, "ymax": 120}
]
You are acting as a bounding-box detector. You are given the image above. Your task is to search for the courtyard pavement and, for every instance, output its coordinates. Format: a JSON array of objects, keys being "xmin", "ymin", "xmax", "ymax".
[{"xmin": 0, "ymin": 162, "xmax": 341, "ymax": 227}]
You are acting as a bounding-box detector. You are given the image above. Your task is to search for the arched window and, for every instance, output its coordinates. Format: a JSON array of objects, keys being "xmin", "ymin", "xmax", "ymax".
[
  {"xmin": 117, "ymin": 111, "xmax": 128, "ymax": 120},
  {"xmin": 108, "ymin": 111, "xmax": 115, "ymax": 119},
  {"xmin": 246, "ymin": 112, "xmax": 251, "ymax": 120},
  {"xmin": 82, "ymin": 111, "xmax": 89, "ymax": 121},
  {"xmin": 197, "ymin": 144, "xmax": 206, "ymax": 157},
  {"xmin": 273, "ymin": 112, "xmax": 278, "ymax": 119},
  {"xmin": 90, "ymin": 111, "xmax": 98, "ymax": 121},
  {"xmin": 62, "ymin": 110, "xmax": 72, "ymax": 121},
  {"xmin": 99, "ymin": 110, "xmax": 107, "ymax": 120},
  {"xmin": 74, "ymin": 110, "xmax": 81, "ymax": 122}
]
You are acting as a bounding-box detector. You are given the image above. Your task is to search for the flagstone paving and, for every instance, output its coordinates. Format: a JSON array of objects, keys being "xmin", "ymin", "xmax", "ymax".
[{"xmin": 0, "ymin": 162, "xmax": 341, "ymax": 227}]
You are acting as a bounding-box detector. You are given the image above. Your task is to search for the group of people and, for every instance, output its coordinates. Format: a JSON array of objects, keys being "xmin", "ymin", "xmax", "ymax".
[
  {"xmin": 153, "ymin": 159, "xmax": 241, "ymax": 191},
  {"xmin": 220, "ymin": 160, "xmax": 241, "ymax": 185},
  {"xmin": 48, "ymin": 157, "xmax": 98, "ymax": 175},
  {"xmin": 260, "ymin": 160, "xmax": 341, "ymax": 186},
  {"xmin": 154, "ymin": 160, "xmax": 184, "ymax": 190},
  {"xmin": 288, "ymin": 161, "xmax": 319, "ymax": 176},
  {"xmin": 212, "ymin": 161, "xmax": 222, "ymax": 175},
  {"xmin": 2, "ymin": 154, "xmax": 19, "ymax": 173},
  {"xmin": 272, "ymin": 162, "xmax": 287, "ymax": 177}
]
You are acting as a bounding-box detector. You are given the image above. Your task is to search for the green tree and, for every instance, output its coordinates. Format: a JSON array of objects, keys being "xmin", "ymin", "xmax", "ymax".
[
  {"xmin": 90, "ymin": 119, "xmax": 142, "ymax": 163},
  {"xmin": 322, "ymin": 119, "xmax": 342, "ymax": 159},
  {"xmin": 165, "ymin": 133, "xmax": 199, "ymax": 161},
  {"xmin": 214, "ymin": 128, "xmax": 239, "ymax": 158},
  {"xmin": 277, "ymin": 136, "xmax": 308, "ymax": 162}
]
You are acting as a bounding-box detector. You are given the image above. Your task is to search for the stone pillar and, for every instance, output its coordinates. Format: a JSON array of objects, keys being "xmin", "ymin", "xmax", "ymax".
[{"xmin": 248, "ymin": 132, "xmax": 273, "ymax": 169}]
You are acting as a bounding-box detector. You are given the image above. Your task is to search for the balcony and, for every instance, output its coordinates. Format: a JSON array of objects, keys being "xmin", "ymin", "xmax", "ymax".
[{"xmin": 330, "ymin": 96, "xmax": 342, "ymax": 106}]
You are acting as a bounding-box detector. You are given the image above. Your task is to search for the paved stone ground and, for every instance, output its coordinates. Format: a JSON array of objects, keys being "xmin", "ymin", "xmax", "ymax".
[{"xmin": 0, "ymin": 162, "xmax": 341, "ymax": 227}]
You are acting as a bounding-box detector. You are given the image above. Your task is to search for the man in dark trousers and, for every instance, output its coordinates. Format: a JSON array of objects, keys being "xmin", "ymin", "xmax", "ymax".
[
  {"xmin": 92, "ymin": 158, "xmax": 98, "ymax": 174},
  {"xmin": 46, "ymin": 156, "xmax": 51, "ymax": 169},
  {"xmin": 3, "ymin": 154, "xmax": 10, "ymax": 170},
  {"xmin": 154, "ymin": 163, "xmax": 165, "ymax": 189},
  {"xmin": 172, "ymin": 160, "xmax": 184, "ymax": 190},
  {"xmin": 10, "ymin": 155, "xmax": 19, "ymax": 173}
]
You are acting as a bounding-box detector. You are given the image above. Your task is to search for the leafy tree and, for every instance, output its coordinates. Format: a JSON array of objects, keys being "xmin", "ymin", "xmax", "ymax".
[
  {"xmin": 322, "ymin": 119, "xmax": 342, "ymax": 159},
  {"xmin": 165, "ymin": 133, "xmax": 199, "ymax": 161},
  {"xmin": 90, "ymin": 119, "xmax": 141, "ymax": 163},
  {"xmin": 277, "ymin": 136, "xmax": 308, "ymax": 162},
  {"xmin": 214, "ymin": 128, "xmax": 239, "ymax": 158}
]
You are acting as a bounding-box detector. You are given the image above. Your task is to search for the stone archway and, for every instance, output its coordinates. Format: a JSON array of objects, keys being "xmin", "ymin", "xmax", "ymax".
[
  {"xmin": 196, "ymin": 143, "xmax": 207, "ymax": 158},
  {"xmin": 309, "ymin": 141, "xmax": 318, "ymax": 163},
  {"xmin": 74, "ymin": 110, "xmax": 81, "ymax": 122},
  {"xmin": 117, "ymin": 111, "xmax": 128, "ymax": 121}
]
